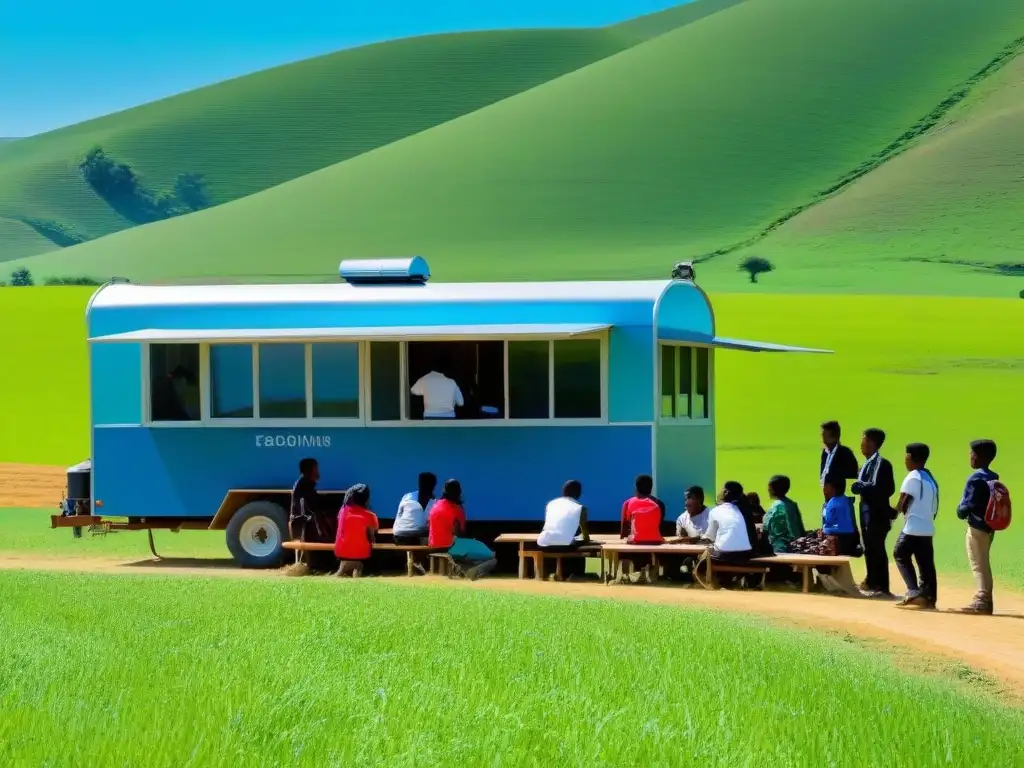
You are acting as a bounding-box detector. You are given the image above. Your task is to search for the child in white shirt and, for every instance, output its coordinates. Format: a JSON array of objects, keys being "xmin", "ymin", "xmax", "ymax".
[{"xmin": 893, "ymin": 443, "xmax": 939, "ymax": 609}]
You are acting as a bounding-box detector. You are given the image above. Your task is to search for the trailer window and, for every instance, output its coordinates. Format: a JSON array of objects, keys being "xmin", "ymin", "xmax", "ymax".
[
  {"xmin": 149, "ymin": 343, "xmax": 201, "ymax": 422},
  {"xmin": 406, "ymin": 341, "xmax": 505, "ymax": 420},
  {"xmin": 209, "ymin": 344, "xmax": 254, "ymax": 418},
  {"xmin": 370, "ymin": 342, "xmax": 402, "ymax": 421},
  {"xmin": 311, "ymin": 343, "xmax": 360, "ymax": 418},
  {"xmin": 659, "ymin": 345, "xmax": 710, "ymax": 422},
  {"xmin": 508, "ymin": 340, "xmax": 549, "ymax": 419},
  {"xmin": 553, "ymin": 339, "xmax": 601, "ymax": 419},
  {"xmin": 258, "ymin": 344, "xmax": 307, "ymax": 418}
]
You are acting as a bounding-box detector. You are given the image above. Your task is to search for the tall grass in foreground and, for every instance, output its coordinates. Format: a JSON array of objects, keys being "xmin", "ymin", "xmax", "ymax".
[{"xmin": 1, "ymin": 572, "xmax": 1021, "ymax": 767}]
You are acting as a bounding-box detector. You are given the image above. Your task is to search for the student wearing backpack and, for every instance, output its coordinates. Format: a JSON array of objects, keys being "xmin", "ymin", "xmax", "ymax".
[
  {"xmin": 893, "ymin": 443, "xmax": 939, "ymax": 609},
  {"xmin": 956, "ymin": 440, "xmax": 1004, "ymax": 615}
]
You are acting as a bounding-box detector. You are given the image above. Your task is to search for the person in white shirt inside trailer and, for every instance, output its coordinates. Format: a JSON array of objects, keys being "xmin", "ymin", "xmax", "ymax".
[{"xmin": 411, "ymin": 359, "xmax": 464, "ymax": 419}]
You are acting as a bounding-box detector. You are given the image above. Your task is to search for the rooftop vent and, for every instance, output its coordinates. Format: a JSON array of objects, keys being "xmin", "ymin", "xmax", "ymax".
[{"xmin": 339, "ymin": 257, "xmax": 430, "ymax": 286}]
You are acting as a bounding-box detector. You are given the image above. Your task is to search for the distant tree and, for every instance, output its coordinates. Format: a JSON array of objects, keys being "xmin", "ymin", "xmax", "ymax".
[
  {"xmin": 10, "ymin": 268, "xmax": 34, "ymax": 286},
  {"xmin": 174, "ymin": 172, "xmax": 210, "ymax": 211},
  {"xmin": 739, "ymin": 256, "xmax": 775, "ymax": 284},
  {"xmin": 1019, "ymin": 289, "xmax": 1024, "ymax": 299},
  {"xmin": 79, "ymin": 147, "xmax": 140, "ymax": 199}
]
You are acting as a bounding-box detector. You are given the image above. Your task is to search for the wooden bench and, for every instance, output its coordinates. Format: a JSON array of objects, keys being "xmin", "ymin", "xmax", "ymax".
[
  {"xmin": 281, "ymin": 540, "xmax": 439, "ymax": 576},
  {"xmin": 600, "ymin": 543, "xmax": 708, "ymax": 584},
  {"xmin": 697, "ymin": 558, "xmax": 770, "ymax": 590},
  {"xmin": 494, "ymin": 533, "xmax": 615, "ymax": 581},
  {"xmin": 751, "ymin": 553, "xmax": 855, "ymax": 594}
]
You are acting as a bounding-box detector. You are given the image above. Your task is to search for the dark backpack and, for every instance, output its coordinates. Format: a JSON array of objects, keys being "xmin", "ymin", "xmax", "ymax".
[{"xmin": 985, "ymin": 481, "xmax": 1012, "ymax": 531}]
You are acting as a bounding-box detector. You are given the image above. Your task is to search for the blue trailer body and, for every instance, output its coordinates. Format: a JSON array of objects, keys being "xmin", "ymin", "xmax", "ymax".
[{"xmin": 85, "ymin": 269, "xmax": 826, "ymax": 528}]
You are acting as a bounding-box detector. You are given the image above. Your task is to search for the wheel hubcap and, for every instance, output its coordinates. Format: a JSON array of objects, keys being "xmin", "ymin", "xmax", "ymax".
[{"xmin": 238, "ymin": 515, "xmax": 281, "ymax": 558}]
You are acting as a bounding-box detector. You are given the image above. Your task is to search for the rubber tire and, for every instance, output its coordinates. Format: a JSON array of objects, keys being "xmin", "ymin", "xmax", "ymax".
[{"xmin": 226, "ymin": 500, "xmax": 288, "ymax": 569}]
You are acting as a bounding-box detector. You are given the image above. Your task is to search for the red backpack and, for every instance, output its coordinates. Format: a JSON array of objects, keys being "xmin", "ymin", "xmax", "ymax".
[{"xmin": 985, "ymin": 481, "xmax": 1012, "ymax": 531}]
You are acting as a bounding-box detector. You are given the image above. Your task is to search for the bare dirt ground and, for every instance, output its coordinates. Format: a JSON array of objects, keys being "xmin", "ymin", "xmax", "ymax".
[
  {"xmin": 3, "ymin": 461, "xmax": 1022, "ymax": 699},
  {"xmin": 0, "ymin": 463, "xmax": 65, "ymax": 508},
  {"xmin": 1, "ymin": 551, "xmax": 1022, "ymax": 698}
]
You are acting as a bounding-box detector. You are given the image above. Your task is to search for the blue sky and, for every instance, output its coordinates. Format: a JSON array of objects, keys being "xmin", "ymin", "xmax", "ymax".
[{"xmin": 1, "ymin": 0, "xmax": 679, "ymax": 137}]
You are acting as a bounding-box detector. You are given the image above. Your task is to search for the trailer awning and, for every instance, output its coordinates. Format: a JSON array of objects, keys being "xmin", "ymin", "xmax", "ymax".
[
  {"xmin": 89, "ymin": 323, "xmax": 612, "ymax": 343},
  {"xmin": 658, "ymin": 330, "xmax": 831, "ymax": 354}
]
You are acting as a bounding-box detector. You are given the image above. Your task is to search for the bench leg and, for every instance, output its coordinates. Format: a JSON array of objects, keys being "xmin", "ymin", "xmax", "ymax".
[
  {"xmin": 533, "ymin": 552, "xmax": 544, "ymax": 581},
  {"xmin": 802, "ymin": 566, "xmax": 811, "ymax": 593},
  {"xmin": 518, "ymin": 544, "xmax": 526, "ymax": 580},
  {"xmin": 555, "ymin": 557, "xmax": 564, "ymax": 582}
]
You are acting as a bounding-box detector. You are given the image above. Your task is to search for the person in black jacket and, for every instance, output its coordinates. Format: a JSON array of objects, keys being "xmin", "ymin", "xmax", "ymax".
[
  {"xmin": 851, "ymin": 428, "xmax": 896, "ymax": 597},
  {"xmin": 820, "ymin": 421, "xmax": 859, "ymax": 494}
]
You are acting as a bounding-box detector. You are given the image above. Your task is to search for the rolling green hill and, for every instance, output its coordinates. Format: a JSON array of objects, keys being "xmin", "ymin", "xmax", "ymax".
[
  {"xmin": 0, "ymin": 0, "xmax": 736, "ymax": 265},
  {"xmin": 14, "ymin": 0, "xmax": 1022, "ymax": 295},
  {"xmin": 751, "ymin": 39, "xmax": 1024, "ymax": 288}
]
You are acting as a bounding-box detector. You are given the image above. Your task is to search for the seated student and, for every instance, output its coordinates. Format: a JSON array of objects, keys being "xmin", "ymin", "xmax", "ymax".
[
  {"xmin": 538, "ymin": 480, "xmax": 598, "ymax": 550},
  {"xmin": 394, "ymin": 472, "xmax": 437, "ymax": 545},
  {"xmin": 428, "ymin": 479, "xmax": 497, "ymax": 580},
  {"xmin": 762, "ymin": 475, "xmax": 805, "ymax": 553},
  {"xmin": 288, "ymin": 457, "xmax": 331, "ymax": 571},
  {"xmin": 617, "ymin": 474, "xmax": 666, "ymax": 582},
  {"xmin": 746, "ymin": 492, "xmax": 767, "ymax": 526},
  {"xmin": 700, "ymin": 481, "xmax": 756, "ymax": 564},
  {"xmin": 789, "ymin": 475, "xmax": 861, "ymax": 557},
  {"xmin": 334, "ymin": 484, "xmax": 379, "ymax": 577},
  {"xmin": 675, "ymin": 486, "xmax": 710, "ymax": 539}
]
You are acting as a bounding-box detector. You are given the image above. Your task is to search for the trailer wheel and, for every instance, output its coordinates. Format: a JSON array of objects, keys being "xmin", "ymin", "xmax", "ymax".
[{"xmin": 226, "ymin": 501, "xmax": 288, "ymax": 568}]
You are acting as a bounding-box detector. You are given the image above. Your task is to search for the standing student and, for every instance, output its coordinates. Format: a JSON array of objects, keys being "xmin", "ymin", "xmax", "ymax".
[
  {"xmin": 851, "ymin": 428, "xmax": 897, "ymax": 597},
  {"xmin": 957, "ymin": 440, "xmax": 1000, "ymax": 615},
  {"xmin": 394, "ymin": 472, "xmax": 437, "ymax": 544},
  {"xmin": 289, "ymin": 458, "xmax": 322, "ymax": 568},
  {"xmin": 893, "ymin": 443, "xmax": 939, "ymax": 609},
  {"xmin": 334, "ymin": 484, "xmax": 379, "ymax": 577},
  {"xmin": 762, "ymin": 475, "xmax": 805, "ymax": 553},
  {"xmin": 820, "ymin": 421, "xmax": 859, "ymax": 493}
]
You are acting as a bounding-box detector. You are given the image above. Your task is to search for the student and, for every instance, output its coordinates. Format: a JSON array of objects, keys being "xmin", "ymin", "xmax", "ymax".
[
  {"xmin": 893, "ymin": 443, "xmax": 939, "ymax": 609},
  {"xmin": 289, "ymin": 458, "xmax": 322, "ymax": 568},
  {"xmin": 821, "ymin": 475, "xmax": 860, "ymax": 557},
  {"xmin": 665, "ymin": 486, "xmax": 710, "ymax": 582},
  {"xmin": 851, "ymin": 428, "xmax": 896, "ymax": 597},
  {"xmin": 428, "ymin": 479, "xmax": 468, "ymax": 549},
  {"xmin": 762, "ymin": 475, "xmax": 805, "ymax": 553},
  {"xmin": 675, "ymin": 486, "xmax": 710, "ymax": 539},
  {"xmin": 745, "ymin": 492, "xmax": 766, "ymax": 525},
  {"xmin": 411, "ymin": 361, "xmax": 464, "ymax": 419},
  {"xmin": 538, "ymin": 480, "xmax": 597, "ymax": 550},
  {"xmin": 620, "ymin": 474, "xmax": 665, "ymax": 544},
  {"xmin": 428, "ymin": 479, "xmax": 497, "ymax": 580},
  {"xmin": 820, "ymin": 421, "xmax": 859, "ymax": 492},
  {"xmin": 699, "ymin": 481, "xmax": 756, "ymax": 566},
  {"xmin": 394, "ymin": 472, "xmax": 437, "ymax": 545},
  {"xmin": 957, "ymin": 439, "xmax": 1000, "ymax": 614},
  {"xmin": 334, "ymin": 484, "xmax": 379, "ymax": 577}
]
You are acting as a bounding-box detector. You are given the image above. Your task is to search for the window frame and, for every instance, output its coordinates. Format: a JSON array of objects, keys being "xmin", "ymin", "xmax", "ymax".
[
  {"xmin": 657, "ymin": 342, "xmax": 714, "ymax": 426},
  {"xmin": 141, "ymin": 333, "xmax": 608, "ymax": 428}
]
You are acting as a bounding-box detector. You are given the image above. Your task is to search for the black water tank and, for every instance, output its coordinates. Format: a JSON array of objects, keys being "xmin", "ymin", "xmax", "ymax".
[{"xmin": 67, "ymin": 460, "xmax": 91, "ymax": 502}]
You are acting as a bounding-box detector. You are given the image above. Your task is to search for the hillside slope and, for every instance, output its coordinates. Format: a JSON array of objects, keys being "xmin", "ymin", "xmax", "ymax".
[
  {"xmin": 750, "ymin": 41, "xmax": 1024, "ymax": 292},
  {"xmin": 17, "ymin": 0, "xmax": 1022, "ymax": 293},
  {"xmin": 0, "ymin": 0, "xmax": 741, "ymax": 265}
]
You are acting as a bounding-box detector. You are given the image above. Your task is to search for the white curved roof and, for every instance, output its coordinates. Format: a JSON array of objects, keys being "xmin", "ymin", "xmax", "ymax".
[{"xmin": 89, "ymin": 279, "xmax": 675, "ymax": 311}]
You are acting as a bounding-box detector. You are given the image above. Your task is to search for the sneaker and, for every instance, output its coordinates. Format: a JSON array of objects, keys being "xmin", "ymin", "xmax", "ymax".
[
  {"xmin": 412, "ymin": 562, "xmax": 428, "ymax": 576},
  {"xmin": 960, "ymin": 602, "xmax": 994, "ymax": 615},
  {"xmin": 897, "ymin": 593, "xmax": 927, "ymax": 608},
  {"xmin": 641, "ymin": 565, "xmax": 653, "ymax": 584}
]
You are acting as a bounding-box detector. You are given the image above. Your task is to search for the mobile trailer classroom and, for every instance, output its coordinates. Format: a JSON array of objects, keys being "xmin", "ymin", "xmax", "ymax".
[{"xmin": 65, "ymin": 258, "xmax": 827, "ymax": 568}]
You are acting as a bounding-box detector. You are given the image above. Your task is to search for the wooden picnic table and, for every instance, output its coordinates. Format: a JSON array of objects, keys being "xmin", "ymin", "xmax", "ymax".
[
  {"xmin": 751, "ymin": 553, "xmax": 855, "ymax": 593},
  {"xmin": 282, "ymin": 540, "xmax": 439, "ymax": 576}
]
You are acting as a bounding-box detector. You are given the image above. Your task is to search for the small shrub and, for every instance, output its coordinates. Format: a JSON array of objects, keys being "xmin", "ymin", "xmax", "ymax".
[
  {"xmin": 9, "ymin": 268, "xmax": 34, "ymax": 286},
  {"xmin": 43, "ymin": 276, "xmax": 103, "ymax": 286}
]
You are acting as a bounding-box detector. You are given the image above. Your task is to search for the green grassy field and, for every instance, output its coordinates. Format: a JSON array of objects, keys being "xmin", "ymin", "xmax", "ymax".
[
  {"xmin": 0, "ymin": 0, "xmax": 725, "ymax": 265},
  {"xmin": 3, "ymin": 287, "xmax": 1021, "ymax": 587},
  {"xmin": 1, "ymin": 571, "xmax": 1021, "ymax": 766},
  {"xmin": 9, "ymin": 0, "xmax": 1023, "ymax": 296}
]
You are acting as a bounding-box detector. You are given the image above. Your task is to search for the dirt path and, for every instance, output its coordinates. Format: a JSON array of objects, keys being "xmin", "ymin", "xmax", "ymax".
[
  {"xmin": 0, "ymin": 463, "xmax": 65, "ymax": 508},
  {"xmin": 2, "ymin": 552, "xmax": 1022, "ymax": 695}
]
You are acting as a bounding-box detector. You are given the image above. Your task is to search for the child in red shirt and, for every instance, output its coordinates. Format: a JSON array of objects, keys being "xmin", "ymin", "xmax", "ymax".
[
  {"xmin": 428, "ymin": 479, "xmax": 468, "ymax": 549},
  {"xmin": 334, "ymin": 484, "xmax": 379, "ymax": 577},
  {"xmin": 617, "ymin": 474, "xmax": 666, "ymax": 582}
]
